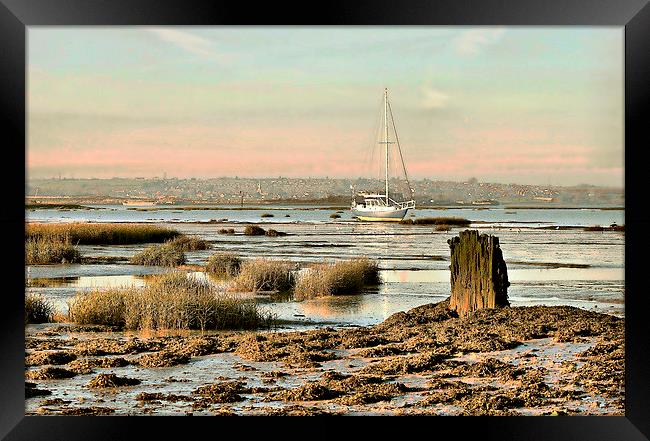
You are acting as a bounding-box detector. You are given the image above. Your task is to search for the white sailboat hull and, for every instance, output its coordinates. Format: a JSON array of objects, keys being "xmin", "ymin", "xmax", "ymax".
[{"xmin": 352, "ymin": 207, "xmax": 409, "ymax": 222}]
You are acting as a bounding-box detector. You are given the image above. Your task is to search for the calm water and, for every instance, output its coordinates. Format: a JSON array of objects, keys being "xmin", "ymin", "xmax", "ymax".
[
  {"xmin": 27, "ymin": 204, "xmax": 624, "ymax": 227},
  {"xmin": 25, "ymin": 205, "xmax": 625, "ymax": 327}
]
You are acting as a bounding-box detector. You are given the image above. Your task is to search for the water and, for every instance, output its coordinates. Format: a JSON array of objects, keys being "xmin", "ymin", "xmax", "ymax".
[
  {"xmin": 26, "ymin": 204, "xmax": 624, "ymax": 228},
  {"xmin": 25, "ymin": 205, "xmax": 625, "ymax": 327}
]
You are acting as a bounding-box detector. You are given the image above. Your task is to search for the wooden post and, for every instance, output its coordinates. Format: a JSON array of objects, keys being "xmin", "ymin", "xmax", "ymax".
[{"xmin": 448, "ymin": 230, "xmax": 510, "ymax": 316}]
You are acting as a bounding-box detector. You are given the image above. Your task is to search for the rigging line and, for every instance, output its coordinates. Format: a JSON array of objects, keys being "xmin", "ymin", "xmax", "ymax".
[{"xmin": 387, "ymin": 99, "xmax": 414, "ymax": 201}]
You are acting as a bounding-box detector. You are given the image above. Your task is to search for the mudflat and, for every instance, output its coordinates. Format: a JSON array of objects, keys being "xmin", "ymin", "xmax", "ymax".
[{"xmin": 25, "ymin": 299, "xmax": 623, "ymax": 416}]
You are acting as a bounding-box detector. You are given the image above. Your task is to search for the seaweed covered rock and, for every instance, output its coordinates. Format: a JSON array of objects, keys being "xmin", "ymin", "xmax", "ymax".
[{"xmin": 448, "ymin": 230, "xmax": 510, "ymax": 316}]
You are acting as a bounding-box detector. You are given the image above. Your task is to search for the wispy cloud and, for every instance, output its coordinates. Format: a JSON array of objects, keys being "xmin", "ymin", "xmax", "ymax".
[
  {"xmin": 146, "ymin": 28, "xmax": 223, "ymax": 60},
  {"xmin": 454, "ymin": 28, "xmax": 506, "ymax": 55},
  {"xmin": 420, "ymin": 85, "xmax": 450, "ymax": 109}
]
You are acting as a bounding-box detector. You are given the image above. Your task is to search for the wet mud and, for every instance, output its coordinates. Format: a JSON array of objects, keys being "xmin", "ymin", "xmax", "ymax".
[{"xmin": 25, "ymin": 299, "xmax": 623, "ymax": 416}]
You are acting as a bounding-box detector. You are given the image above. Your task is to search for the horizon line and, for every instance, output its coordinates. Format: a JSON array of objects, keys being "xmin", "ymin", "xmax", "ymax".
[{"xmin": 26, "ymin": 175, "xmax": 624, "ymax": 190}]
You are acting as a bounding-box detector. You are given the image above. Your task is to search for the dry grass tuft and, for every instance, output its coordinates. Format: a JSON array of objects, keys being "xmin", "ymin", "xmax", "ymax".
[
  {"xmin": 244, "ymin": 225, "xmax": 266, "ymax": 236},
  {"xmin": 165, "ymin": 235, "xmax": 210, "ymax": 251},
  {"xmin": 68, "ymin": 272, "xmax": 274, "ymax": 331},
  {"xmin": 294, "ymin": 258, "xmax": 380, "ymax": 300},
  {"xmin": 25, "ymin": 294, "xmax": 54, "ymax": 324},
  {"xmin": 130, "ymin": 243, "xmax": 186, "ymax": 266},
  {"xmin": 25, "ymin": 234, "xmax": 81, "ymax": 265},
  {"xmin": 26, "ymin": 223, "xmax": 180, "ymax": 245},
  {"xmin": 229, "ymin": 259, "xmax": 294, "ymax": 292},
  {"xmin": 206, "ymin": 253, "xmax": 242, "ymax": 277}
]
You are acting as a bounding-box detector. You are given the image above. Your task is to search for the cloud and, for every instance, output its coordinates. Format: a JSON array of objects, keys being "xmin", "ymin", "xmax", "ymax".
[
  {"xmin": 420, "ymin": 86, "xmax": 450, "ymax": 109},
  {"xmin": 146, "ymin": 28, "xmax": 222, "ymax": 60},
  {"xmin": 454, "ymin": 28, "xmax": 506, "ymax": 55}
]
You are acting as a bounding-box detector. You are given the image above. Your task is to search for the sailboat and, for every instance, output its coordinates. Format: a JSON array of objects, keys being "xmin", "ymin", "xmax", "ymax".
[{"xmin": 351, "ymin": 88, "xmax": 415, "ymax": 222}]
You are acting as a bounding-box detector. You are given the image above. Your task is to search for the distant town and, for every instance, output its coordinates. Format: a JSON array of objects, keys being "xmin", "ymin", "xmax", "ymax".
[{"xmin": 26, "ymin": 177, "xmax": 624, "ymax": 208}]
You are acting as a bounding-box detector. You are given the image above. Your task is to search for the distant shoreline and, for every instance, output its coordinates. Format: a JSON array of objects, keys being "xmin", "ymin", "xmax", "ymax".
[{"xmin": 26, "ymin": 201, "xmax": 624, "ymax": 211}]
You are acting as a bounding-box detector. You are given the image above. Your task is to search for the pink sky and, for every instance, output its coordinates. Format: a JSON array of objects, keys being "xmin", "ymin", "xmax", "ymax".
[{"xmin": 27, "ymin": 27, "xmax": 624, "ymax": 187}]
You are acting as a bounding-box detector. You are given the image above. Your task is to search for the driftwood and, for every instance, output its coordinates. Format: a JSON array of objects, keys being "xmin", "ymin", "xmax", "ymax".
[{"xmin": 448, "ymin": 230, "xmax": 510, "ymax": 316}]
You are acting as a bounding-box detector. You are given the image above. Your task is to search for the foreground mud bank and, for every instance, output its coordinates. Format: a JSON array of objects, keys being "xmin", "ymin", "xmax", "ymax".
[{"xmin": 25, "ymin": 300, "xmax": 623, "ymax": 416}]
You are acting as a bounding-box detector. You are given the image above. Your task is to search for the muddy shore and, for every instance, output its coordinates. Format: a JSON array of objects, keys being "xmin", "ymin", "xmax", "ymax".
[{"xmin": 25, "ymin": 299, "xmax": 623, "ymax": 416}]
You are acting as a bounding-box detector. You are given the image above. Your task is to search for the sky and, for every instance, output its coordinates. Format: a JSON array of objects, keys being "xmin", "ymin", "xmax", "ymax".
[{"xmin": 27, "ymin": 27, "xmax": 623, "ymax": 187}]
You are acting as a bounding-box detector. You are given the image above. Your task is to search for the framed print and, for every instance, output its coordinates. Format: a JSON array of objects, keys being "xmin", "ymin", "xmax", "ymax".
[{"xmin": 2, "ymin": 0, "xmax": 649, "ymax": 438}]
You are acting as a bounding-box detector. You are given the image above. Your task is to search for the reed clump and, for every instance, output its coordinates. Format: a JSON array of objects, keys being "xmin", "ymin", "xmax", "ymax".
[
  {"xmin": 165, "ymin": 235, "xmax": 210, "ymax": 251},
  {"xmin": 26, "ymin": 223, "xmax": 180, "ymax": 245},
  {"xmin": 400, "ymin": 217, "xmax": 471, "ymax": 226},
  {"xmin": 294, "ymin": 258, "xmax": 380, "ymax": 300},
  {"xmin": 218, "ymin": 228, "xmax": 235, "ymax": 235},
  {"xmin": 206, "ymin": 253, "xmax": 242, "ymax": 277},
  {"xmin": 25, "ymin": 294, "xmax": 54, "ymax": 324},
  {"xmin": 244, "ymin": 225, "xmax": 266, "ymax": 236},
  {"xmin": 25, "ymin": 234, "xmax": 82, "ymax": 265},
  {"xmin": 265, "ymin": 229, "xmax": 287, "ymax": 237},
  {"xmin": 68, "ymin": 272, "xmax": 274, "ymax": 331},
  {"xmin": 229, "ymin": 259, "xmax": 295, "ymax": 292},
  {"xmin": 330, "ymin": 213, "xmax": 341, "ymax": 219},
  {"xmin": 130, "ymin": 243, "xmax": 186, "ymax": 267}
]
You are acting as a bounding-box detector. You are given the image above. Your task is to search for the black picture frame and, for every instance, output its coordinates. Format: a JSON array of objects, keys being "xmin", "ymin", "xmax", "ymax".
[{"xmin": 1, "ymin": 0, "xmax": 648, "ymax": 438}]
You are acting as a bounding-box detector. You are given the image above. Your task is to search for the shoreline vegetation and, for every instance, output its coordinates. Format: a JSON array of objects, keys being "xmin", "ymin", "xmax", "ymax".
[
  {"xmin": 25, "ymin": 223, "xmax": 213, "ymax": 265},
  {"xmin": 294, "ymin": 258, "xmax": 380, "ymax": 300},
  {"xmin": 26, "ymin": 234, "xmax": 82, "ymax": 265},
  {"xmin": 26, "ymin": 223, "xmax": 180, "ymax": 245},
  {"xmin": 67, "ymin": 272, "xmax": 274, "ymax": 331}
]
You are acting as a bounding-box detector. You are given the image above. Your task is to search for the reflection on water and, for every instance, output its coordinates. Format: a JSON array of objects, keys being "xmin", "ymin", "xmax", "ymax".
[
  {"xmin": 26, "ymin": 267, "xmax": 624, "ymax": 327},
  {"xmin": 382, "ymin": 267, "xmax": 624, "ymax": 283},
  {"xmin": 25, "ymin": 206, "xmax": 625, "ymax": 328},
  {"xmin": 27, "ymin": 274, "xmax": 150, "ymax": 289}
]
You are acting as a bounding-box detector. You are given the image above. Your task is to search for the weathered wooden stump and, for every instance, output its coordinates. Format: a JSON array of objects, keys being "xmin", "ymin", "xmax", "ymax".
[{"xmin": 447, "ymin": 230, "xmax": 510, "ymax": 316}]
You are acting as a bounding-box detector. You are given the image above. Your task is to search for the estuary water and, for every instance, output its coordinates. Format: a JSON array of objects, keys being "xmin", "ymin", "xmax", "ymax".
[{"xmin": 26, "ymin": 205, "xmax": 625, "ymax": 327}]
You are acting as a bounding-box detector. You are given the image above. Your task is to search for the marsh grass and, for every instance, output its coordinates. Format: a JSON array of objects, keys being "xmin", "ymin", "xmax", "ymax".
[
  {"xmin": 26, "ymin": 223, "xmax": 180, "ymax": 245},
  {"xmin": 25, "ymin": 234, "xmax": 81, "ymax": 264},
  {"xmin": 244, "ymin": 225, "xmax": 266, "ymax": 236},
  {"xmin": 229, "ymin": 259, "xmax": 294, "ymax": 292},
  {"xmin": 330, "ymin": 213, "xmax": 341, "ymax": 219},
  {"xmin": 68, "ymin": 272, "xmax": 274, "ymax": 331},
  {"xmin": 165, "ymin": 235, "xmax": 210, "ymax": 251},
  {"xmin": 435, "ymin": 224, "xmax": 451, "ymax": 232},
  {"xmin": 130, "ymin": 244, "xmax": 186, "ymax": 266},
  {"xmin": 265, "ymin": 229, "xmax": 287, "ymax": 237},
  {"xmin": 294, "ymin": 258, "xmax": 380, "ymax": 300},
  {"xmin": 260, "ymin": 213, "xmax": 274, "ymax": 218},
  {"xmin": 218, "ymin": 228, "xmax": 235, "ymax": 235},
  {"xmin": 400, "ymin": 217, "xmax": 470, "ymax": 226},
  {"xmin": 25, "ymin": 294, "xmax": 54, "ymax": 324},
  {"xmin": 206, "ymin": 253, "xmax": 242, "ymax": 277}
]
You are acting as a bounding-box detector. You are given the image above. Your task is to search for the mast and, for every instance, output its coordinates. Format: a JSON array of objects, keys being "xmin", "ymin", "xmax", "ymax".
[
  {"xmin": 384, "ymin": 88, "xmax": 389, "ymax": 205},
  {"xmin": 387, "ymin": 99, "xmax": 414, "ymax": 201}
]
